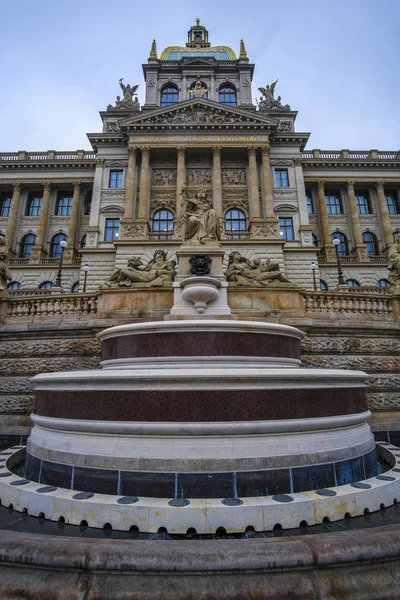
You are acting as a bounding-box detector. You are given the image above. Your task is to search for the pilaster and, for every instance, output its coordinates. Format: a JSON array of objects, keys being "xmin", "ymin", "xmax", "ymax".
[
  {"xmin": 29, "ymin": 182, "xmax": 51, "ymax": 264},
  {"xmin": 120, "ymin": 147, "xmax": 138, "ymax": 240},
  {"xmin": 347, "ymin": 180, "xmax": 369, "ymax": 261}
]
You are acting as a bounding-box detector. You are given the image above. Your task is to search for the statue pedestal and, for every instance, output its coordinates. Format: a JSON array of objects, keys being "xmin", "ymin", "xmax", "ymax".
[{"xmin": 166, "ymin": 242, "xmax": 234, "ymax": 319}]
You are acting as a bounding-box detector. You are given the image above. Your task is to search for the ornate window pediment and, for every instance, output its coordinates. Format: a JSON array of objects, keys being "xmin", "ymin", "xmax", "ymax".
[
  {"xmin": 101, "ymin": 205, "xmax": 124, "ymax": 214},
  {"xmin": 275, "ymin": 204, "xmax": 298, "ymax": 214}
]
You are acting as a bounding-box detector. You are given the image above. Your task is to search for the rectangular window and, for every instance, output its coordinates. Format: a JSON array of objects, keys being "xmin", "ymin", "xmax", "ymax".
[
  {"xmin": 84, "ymin": 191, "xmax": 92, "ymax": 216},
  {"xmin": 306, "ymin": 191, "xmax": 313, "ymax": 214},
  {"xmin": 274, "ymin": 169, "xmax": 289, "ymax": 187},
  {"xmin": 356, "ymin": 192, "xmax": 371, "ymax": 214},
  {"xmin": 279, "ymin": 217, "xmax": 294, "ymax": 241},
  {"xmin": 109, "ymin": 169, "xmax": 124, "ymax": 188},
  {"xmin": 325, "ymin": 192, "xmax": 342, "ymax": 214},
  {"xmin": 386, "ymin": 193, "xmax": 398, "ymax": 215},
  {"xmin": 28, "ymin": 196, "xmax": 42, "ymax": 216},
  {"xmin": 56, "ymin": 195, "xmax": 73, "ymax": 216},
  {"xmin": 0, "ymin": 196, "xmax": 11, "ymax": 217},
  {"xmin": 104, "ymin": 218, "xmax": 120, "ymax": 241}
]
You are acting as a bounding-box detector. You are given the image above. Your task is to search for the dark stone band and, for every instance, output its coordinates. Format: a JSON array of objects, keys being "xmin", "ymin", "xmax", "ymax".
[
  {"xmin": 100, "ymin": 331, "xmax": 301, "ymax": 362},
  {"xmin": 34, "ymin": 387, "xmax": 367, "ymax": 422}
]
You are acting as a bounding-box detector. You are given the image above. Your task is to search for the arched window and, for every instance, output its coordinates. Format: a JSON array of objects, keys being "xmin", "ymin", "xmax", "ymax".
[
  {"xmin": 320, "ymin": 280, "xmax": 328, "ymax": 291},
  {"xmin": 39, "ymin": 281, "xmax": 53, "ymax": 289},
  {"xmin": 362, "ymin": 231, "xmax": 379, "ymax": 256},
  {"xmin": 312, "ymin": 233, "xmax": 318, "ymax": 247},
  {"xmin": 8, "ymin": 281, "xmax": 22, "ymax": 291},
  {"xmin": 377, "ymin": 279, "xmax": 390, "ymax": 287},
  {"xmin": 219, "ymin": 85, "xmax": 236, "ymax": 107},
  {"xmin": 225, "ymin": 209, "xmax": 246, "ymax": 238},
  {"xmin": 152, "ymin": 209, "xmax": 174, "ymax": 236},
  {"xmin": 161, "ymin": 85, "xmax": 179, "ymax": 107},
  {"xmin": 331, "ymin": 232, "xmax": 348, "ymax": 257},
  {"xmin": 20, "ymin": 234, "xmax": 36, "ymax": 258},
  {"xmin": 346, "ymin": 279, "xmax": 360, "ymax": 288},
  {"xmin": 71, "ymin": 282, "xmax": 79, "ymax": 293},
  {"xmin": 80, "ymin": 234, "xmax": 87, "ymax": 249},
  {"xmin": 50, "ymin": 233, "xmax": 68, "ymax": 258}
]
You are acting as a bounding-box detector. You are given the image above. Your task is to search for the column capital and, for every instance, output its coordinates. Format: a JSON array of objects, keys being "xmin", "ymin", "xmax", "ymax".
[
  {"xmin": 212, "ymin": 145, "xmax": 222, "ymax": 155},
  {"xmin": 96, "ymin": 158, "xmax": 105, "ymax": 167},
  {"xmin": 12, "ymin": 182, "xmax": 22, "ymax": 192},
  {"xmin": 247, "ymin": 145, "xmax": 257, "ymax": 155},
  {"xmin": 42, "ymin": 182, "xmax": 52, "ymax": 192},
  {"xmin": 316, "ymin": 180, "xmax": 325, "ymax": 190},
  {"xmin": 293, "ymin": 156, "xmax": 302, "ymax": 166},
  {"xmin": 177, "ymin": 146, "xmax": 186, "ymax": 156},
  {"xmin": 140, "ymin": 146, "xmax": 151, "ymax": 156},
  {"xmin": 260, "ymin": 144, "xmax": 271, "ymax": 155},
  {"xmin": 376, "ymin": 180, "xmax": 386, "ymax": 190},
  {"xmin": 347, "ymin": 180, "xmax": 356, "ymax": 190},
  {"xmin": 127, "ymin": 146, "xmax": 138, "ymax": 157},
  {"xmin": 73, "ymin": 181, "xmax": 81, "ymax": 192}
]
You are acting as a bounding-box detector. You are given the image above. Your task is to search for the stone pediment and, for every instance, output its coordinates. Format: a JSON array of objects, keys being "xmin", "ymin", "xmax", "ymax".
[
  {"xmin": 119, "ymin": 99, "xmax": 279, "ymax": 130},
  {"xmin": 180, "ymin": 57, "xmax": 217, "ymax": 66}
]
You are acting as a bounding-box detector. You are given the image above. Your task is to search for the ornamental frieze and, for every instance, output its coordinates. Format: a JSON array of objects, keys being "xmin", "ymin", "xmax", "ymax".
[
  {"xmin": 359, "ymin": 215, "xmax": 378, "ymax": 224},
  {"xmin": 150, "ymin": 199, "xmax": 176, "ymax": 213},
  {"xmin": 141, "ymin": 105, "xmax": 249, "ymax": 125},
  {"xmin": 327, "ymin": 214, "xmax": 349, "ymax": 223},
  {"xmin": 152, "ymin": 169, "xmax": 177, "ymax": 186},
  {"xmin": 221, "ymin": 168, "xmax": 246, "ymax": 186},
  {"xmin": 222, "ymin": 198, "xmax": 248, "ymax": 213},
  {"xmin": 186, "ymin": 169, "xmax": 212, "ymax": 185}
]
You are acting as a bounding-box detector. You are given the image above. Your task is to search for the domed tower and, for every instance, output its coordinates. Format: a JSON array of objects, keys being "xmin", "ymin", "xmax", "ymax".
[{"xmin": 142, "ymin": 19, "xmax": 254, "ymax": 110}]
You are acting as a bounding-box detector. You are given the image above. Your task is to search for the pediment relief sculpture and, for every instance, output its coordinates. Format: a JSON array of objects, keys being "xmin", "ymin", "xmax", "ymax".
[
  {"xmin": 102, "ymin": 250, "xmax": 176, "ymax": 288},
  {"xmin": 225, "ymin": 251, "xmax": 292, "ymax": 286}
]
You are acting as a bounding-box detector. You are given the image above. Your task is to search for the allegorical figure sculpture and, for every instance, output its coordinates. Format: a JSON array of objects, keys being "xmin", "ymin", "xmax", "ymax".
[
  {"xmin": 188, "ymin": 80, "xmax": 209, "ymax": 99},
  {"xmin": 107, "ymin": 79, "xmax": 140, "ymax": 111},
  {"xmin": 258, "ymin": 79, "xmax": 291, "ymax": 111},
  {"xmin": 388, "ymin": 233, "xmax": 400, "ymax": 293},
  {"xmin": 180, "ymin": 187, "xmax": 221, "ymax": 244},
  {"xmin": 103, "ymin": 250, "xmax": 176, "ymax": 288},
  {"xmin": 0, "ymin": 236, "xmax": 12, "ymax": 297},
  {"xmin": 225, "ymin": 251, "xmax": 291, "ymax": 286}
]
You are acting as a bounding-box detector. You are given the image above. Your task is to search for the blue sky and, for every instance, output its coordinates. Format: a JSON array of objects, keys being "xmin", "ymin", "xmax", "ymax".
[{"xmin": 1, "ymin": 0, "xmax": 399, "ymax": 151}]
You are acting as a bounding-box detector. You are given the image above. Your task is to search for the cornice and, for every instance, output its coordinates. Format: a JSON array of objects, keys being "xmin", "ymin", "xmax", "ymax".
[
  {"xmin": 302, "ymin": 159, "xmax": 400, "ymax": 170},
  {"xmin": 0, "ymin": 161, "xmax": 96, "ymax": 172}
]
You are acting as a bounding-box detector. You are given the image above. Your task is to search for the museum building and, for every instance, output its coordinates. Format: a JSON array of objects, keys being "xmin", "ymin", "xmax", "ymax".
[{"xmin": 0, "ymin": 19, "xmax": 399, "ymax": 294}]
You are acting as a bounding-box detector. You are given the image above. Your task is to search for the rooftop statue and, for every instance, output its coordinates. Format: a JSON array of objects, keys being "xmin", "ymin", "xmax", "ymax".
[
  {"xmin": 258, "ymin": 79, "xmax": 291, "ymax": 111},
  {"xmin": 180, "ymin": 187, "xmax": 221, "ymax": 244},
  {"xmin": 225, "ymin": 251, "xmax": 291, "ymax": 286},
  {"xmin": 103, "ymin": 250, "xmax": 176, "ymax": 288},
  {"xmin": 388, "ymin": 233, "xmax": 400, "ymax": 294},
  {"xmin": 0, "ymin": 236, "xmax": 12, "ymax": 297},
  {"xmin": 107, "ymin": 79, "xmax": 140, "ymax": 111}
]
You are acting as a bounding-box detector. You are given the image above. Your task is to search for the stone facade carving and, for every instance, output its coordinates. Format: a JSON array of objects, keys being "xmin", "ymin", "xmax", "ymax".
[
  {"xmin": 225, "ymin": 251, "xmax": 290, "ymax": 286},
  {"xmin": 278, "ymin": 121, "xmax": 291, "ymax": 132},
  {"xmin": 388, "ymin": 232, "xmax": 400, "ymax": 293},
  {"xmin": 147, "ymin": 74, "xmax": 156, "ymax": 87},
  {"xmin": 103, "ymin": 250, "xmax": 176, "ymax": 288},
  {"xmin": 222, "ymin": 198, "xmax": 248, "ymax": 213},
  {"xmin": 221, "ymin": 169, "xmax": 246, "ymax": 186},
  {"xmin": 150, "ymin": 198, "xmax": 175, "ymax": 213},
  {"xmin": 241, "ymin": 75, "xmax": 251, "ymax": 87},
  {"xmin": 252, "ymin": 223, "xmax": 278, "ymax": 238},
  {"xmin": 189, "ymin": 254, "xmax": 211, "ymax": 276},
  {"xmin": 144, "ymin": 105, "xmax": 247, "ymax": 124},
  {"xmin": 119, "ymin": 222, "xmax": 147, "ymax": 239},
  {"xmin": 188, "ymin": 80, "xmax": 209, "ymax": 98},
  {"xmin": 106, "ymin": 121, "xmax": 121, "ymax": 133},
  {"xmin": 186, "ymin": 169, "xmax": 212, "ymax": 185},
  {"xmin": 152, "ymin": 169, "xmax": 177, "ymax": 186},
  {"xmin": 107, "ymin": 79, "xmax": 140, "ymax": 111},
  {"xmin": 180, "ymin": 187, "xmax": 221, "ymax": 243}
]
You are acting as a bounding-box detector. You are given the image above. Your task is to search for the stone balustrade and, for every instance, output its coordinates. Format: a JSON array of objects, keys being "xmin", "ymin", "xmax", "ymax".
[
  {"xmin": 302, "ymin": 291, "xmax": 393, "ymax": 316},
  {"xmin": 6, "ymin": 293, "xmax": 98, "ymax": 319},
  {"xmin": 0, "ymin": 150, "xmax": 96, "ymax": 162},
  {"xmin": 301, "ymin": 149, "xmax": 400, "ymax": 161}
]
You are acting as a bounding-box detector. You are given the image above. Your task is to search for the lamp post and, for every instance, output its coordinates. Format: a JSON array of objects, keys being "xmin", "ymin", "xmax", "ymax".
[
  {"xmin": 54, "ymin": 239, "xmax": 68, "ymax": 288},
  {"xmin": 83, "ymin": 264, "xmax": 90, "ymax": 293},
  {"xmin": 332, "ymin": 238, "xmax": 345, "ymax": 286},
  {"xmin": 310, "ymin": 262, "xmax": 317, "ymax": 291}
]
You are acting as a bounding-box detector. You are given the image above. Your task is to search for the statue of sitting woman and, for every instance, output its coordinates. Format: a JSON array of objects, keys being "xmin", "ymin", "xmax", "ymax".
[{"xmin": 180, "ymin": 187, "xmax": 221, "ymax": 244}]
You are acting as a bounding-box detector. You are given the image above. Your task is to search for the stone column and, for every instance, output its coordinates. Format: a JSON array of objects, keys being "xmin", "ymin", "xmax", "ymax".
[
  {"xmin": 248, "ymin": 146, "xmax": 260, "ymax": 221},
  {"xmin": 86, "ymin": 158, "xmax": 104, "ymax": 248},
  {"xmin": 316, "ymin": 180, "xmax": 335, "ymax": 262},
  {"xmin": 5, "ymin": 182, "xmax": 22, "ymax": 251},
  {"xmin": 212, "ymin": 146, "xmax": 223, "ymax": 217},
  {"xmin": 136, "ymin": 146, "xmax": 150, "ymax": 238},
  {"xmin": 30, "ymin": 182, "xmax": 52, "ymax": 263},
  {"xmin": 347, "ymin": 180, "xmax": 368, "ymax": 261},
  {"xmin": 120, "ymin": 147, "xmax": 137, "ymax": 239},
  {"xmin": 260, "ymin": 145, "xmax": 275, "ymax": 219},
  {"xmin": 176, "ymin": 147, "xmax": 186, "ymax": 218},
  {"xmin": 64, "ymin": 182, "xmax": 81, "ymax": 263},
  {"xmin": 376, "ymin": 181, "xmax": 393, "ymax": 250}
]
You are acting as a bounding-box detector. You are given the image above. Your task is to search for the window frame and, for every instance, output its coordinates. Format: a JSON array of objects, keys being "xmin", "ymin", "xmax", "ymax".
[
  {"xmin": 279, "ymin": 217, "xmax": 295, "ymax": 241},
  {"xmin": 225, "ymin": 208, "xmax": 247, "ymax": 235},
  {"xmin": 361, "ymin": 231, "xmax": 379, "ymax": 256},
  {"xmin": 27, "ymin": 195, "xmax": 42, "ymax": 217},
  {"xmin": 346, "ymin": 279, "xmax": 360, "ymax": 288},
  {"xmin": 39, "ymin": 281, "xmax": 53, "ymax": 290},
  {"xmin": 109, "ymin": 169, "xmax": 124, "ymax": 189},
  {"xmin": 20, "ymin": 234, "xmax": 36, "ymax": 258},
  {"xmin": 0, "ymin": 195, "xmax": 11, "ymax": 217},
  {"xmin": 104, "ymin": 218, "xmax": 120, "ymax": 242},
  {"xmin": 355, "ymin": 191, "xmax": 371, "ymax": 215},
  {"xmin": 152, "ymin": 209, "xmax": 174, "ymax": 235},
  {"xmin": 50, "ymin": 233, "xmax": 68, "ymax": 258},
  {"xmin": 160, "ymin": 85, "xmax": 179, "ymax": 107},
  {"xmin": 274, "ymin": 169, "xmax": 289, "ymax": 188},
  {"xmin": 331, "ymin": 232, "xmax": 348, "ymax": 257},
  {"xmin": 386, "ymin": 192, "xmax": 398, "ymax": 215},
  {"xmin": 306, "ymin": 191, "xmax": 314, "ymax": 214},
  {"xmin": 218, "ymin": 85, "xmax": 237, "ymax": 107},
  {"xmin": 325, "ymin": 191, "xmax": 342, "ymax": 215},
  {"xmin": 56, "ymin": 194, "xmax": 73, "ymax": 216}
]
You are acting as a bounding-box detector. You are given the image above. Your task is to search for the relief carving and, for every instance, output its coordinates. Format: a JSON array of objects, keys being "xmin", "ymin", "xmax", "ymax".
[
  {"xmin": 186, "ymin": 169, "xmax": 212, "ymax": 186},
  {"xmin": 150, "ymin": 198, "xmax": 176, "ymax": 213},
  {"xmin": 144, "ymin": 105, "xmax": 247, "ymax": 125},
  {"xmin": 222, "ymin": 198, "xmax": 248, "ymax": 213},
  {"xmin": 120, "ymin": 222, "xmax": 147, "ymax": 239},
  {"xmin": 221, "ymin": 169, "xmax": 246, "ymax": 186},
  {"xmin": 106, "ymin": 121, "xmax": 121, "ymax": 132},
  {"xmin": 252, "ymin": 223, "xmax": 278, "ymax": 238},
  {"xmin": 152, "ymin": 170, "xmax": 177, "ymax": 186}
]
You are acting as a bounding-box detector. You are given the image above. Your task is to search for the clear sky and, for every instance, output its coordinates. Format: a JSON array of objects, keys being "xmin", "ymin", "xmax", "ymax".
[{"xmin": 1, "ymin": 0, "xmax": 399, "ymax": 151}]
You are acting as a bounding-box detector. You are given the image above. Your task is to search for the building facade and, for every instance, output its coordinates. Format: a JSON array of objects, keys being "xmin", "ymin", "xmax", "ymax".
[{"xmin": 0, "ymin": 20, "xmax": 399, "ymax": 294}]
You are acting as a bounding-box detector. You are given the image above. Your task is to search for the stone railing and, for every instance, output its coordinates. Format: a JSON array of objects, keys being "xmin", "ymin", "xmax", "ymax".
[
  {"xmin": 0, "ymin": 150, "xmax": 96, "ymax": 162},
  {"xmin": 6, "ymin": 293, "xmax": 98, "ymax": 319},
  {"xmin": 301, "ymin": 149, "xmax": 400, "ymax": 161},
  {"xmin": 301, "ymin": 291, "xmax": 393, "ymax": 316}
]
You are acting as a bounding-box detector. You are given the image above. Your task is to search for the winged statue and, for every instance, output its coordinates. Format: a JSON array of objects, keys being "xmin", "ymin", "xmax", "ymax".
[
  {"xmin": 258, "ymin": 79, "xmax": 279, "ymax": 106},
  {"xmin": 119, "ymin": 78, "xmax": 139, "ymax": 104}
]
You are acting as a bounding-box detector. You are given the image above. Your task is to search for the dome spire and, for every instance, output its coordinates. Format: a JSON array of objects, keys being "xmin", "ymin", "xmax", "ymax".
[
  {"xmin": 239, "ymin": 39, "xmax": 248, "ymax": 59},
  {"xmin": 149, "ymin": 39, "xmax": 158, "ymax": 59}
]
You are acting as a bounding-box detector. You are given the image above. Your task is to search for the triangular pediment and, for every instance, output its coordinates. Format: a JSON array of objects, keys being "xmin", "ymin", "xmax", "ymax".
[
  {"xmin": 181, "ymin": 57, "xmax": 217, "ymax": 66},
  {"xmin": 119, "ymin": 98, "xmax": 279, "ymax": 130}
]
